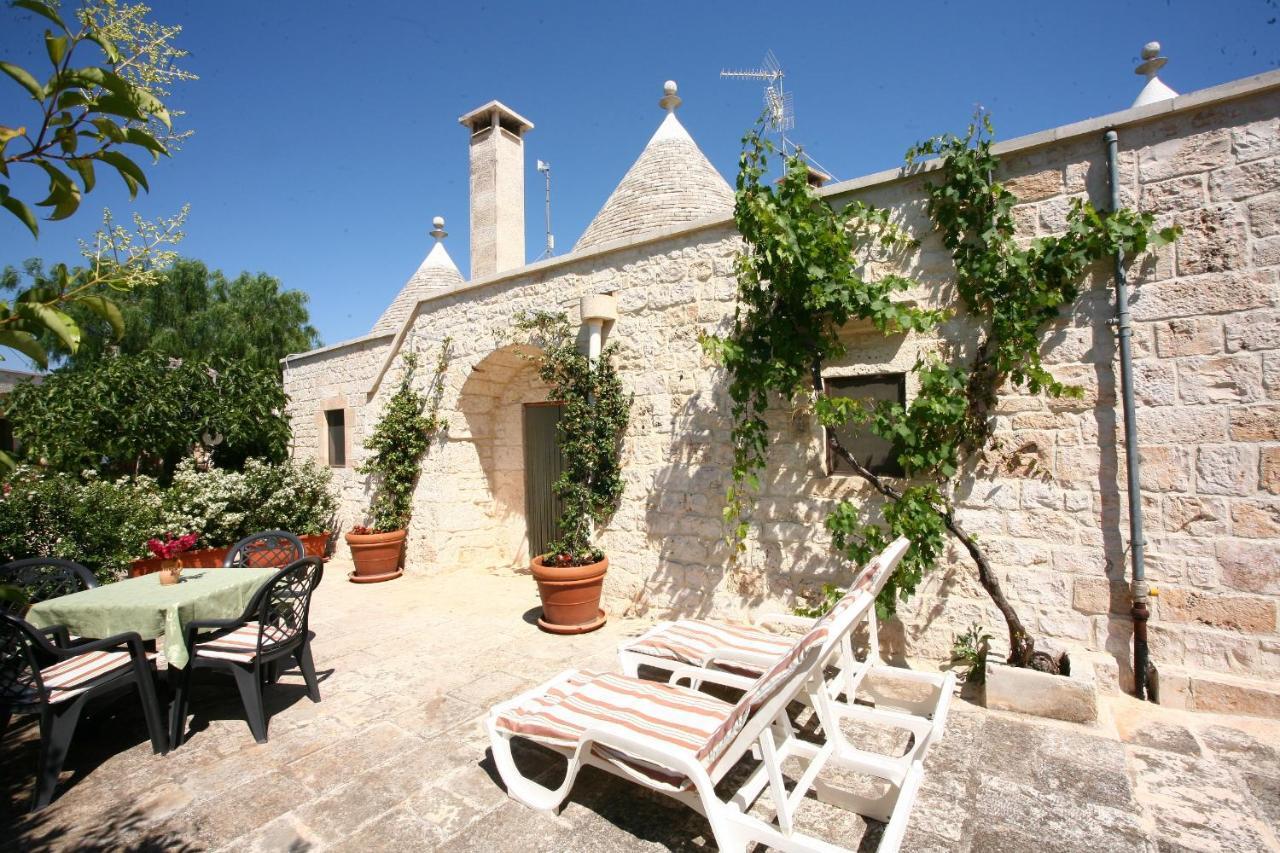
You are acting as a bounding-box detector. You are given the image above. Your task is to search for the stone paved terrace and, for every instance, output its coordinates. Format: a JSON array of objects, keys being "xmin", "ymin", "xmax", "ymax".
[{"xmin": 2, "ymin": 564, "xmax": 1279, "ymax": 852}]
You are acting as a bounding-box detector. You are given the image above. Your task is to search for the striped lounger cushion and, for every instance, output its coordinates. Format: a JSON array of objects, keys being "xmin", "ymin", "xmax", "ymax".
[
  {"xmin": 625, "ymin": 555, "xmax": 880, "ymax": 672},
  {"xmin": 37, "ymin": 650, "xmax": 134, "ymax": 703},
  {"xmin": 493, "ymin": 672, "xmax": 741, "ymax": 789},
  {"xmin": 495, "ymin": 626, "xmax": 831, "ymax": 790},
  {"xmin": 196, "ymin": 622, "xmax": 292, "ymax": 662}
]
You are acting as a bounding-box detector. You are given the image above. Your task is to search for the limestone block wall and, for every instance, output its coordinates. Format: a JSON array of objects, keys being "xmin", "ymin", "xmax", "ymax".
[
  {"xmin": 288, "ymin": 75, "xmax": 1280, "ymax": 705},
  {"xmin": 283, "ymin": 334, "xmax": 391, "ymax": 559}
]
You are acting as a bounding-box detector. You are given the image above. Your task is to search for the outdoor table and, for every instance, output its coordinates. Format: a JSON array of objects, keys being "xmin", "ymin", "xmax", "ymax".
[{"xmin": 25, "ymin": 567, "xmax": 273, "ymax": 670}]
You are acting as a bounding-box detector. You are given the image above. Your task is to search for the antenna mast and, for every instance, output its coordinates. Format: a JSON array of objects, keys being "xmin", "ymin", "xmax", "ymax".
[
  {"xmin": 720, "ymin": 50, "xmax": 794, "ymax": 153},
  {"xmin": 536, "ymin": 159, "xmax": 554, "ymax": 259}
]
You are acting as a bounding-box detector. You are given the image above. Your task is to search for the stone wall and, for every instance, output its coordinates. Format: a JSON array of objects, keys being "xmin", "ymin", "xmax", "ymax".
[{"xmin": 286, "ymin": 75, "xmax": 1280, "ymax": 707}]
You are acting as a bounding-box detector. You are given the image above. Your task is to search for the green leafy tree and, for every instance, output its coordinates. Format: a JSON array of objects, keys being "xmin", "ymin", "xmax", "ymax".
[
  {"xmin": 513, "ymin": 311, "xmax": 632, "ymax": 566},
  {"xmin": 359, "ymin": 343, "xmax": 451, "ymax": 532},
  {"xmin": 4, "ymin": 350, "xmax": 290, "ymax": 478},
  {"xmin": 1, "ymin": 258, "xmax": 321, "ymax": 372},
  {"xmin": 1, "ymin": 0, "xmax": 193, "ymax": 370},
  {"xmin": 708, "ymin": 115, "xmax": 1176, "ymax": 668}
]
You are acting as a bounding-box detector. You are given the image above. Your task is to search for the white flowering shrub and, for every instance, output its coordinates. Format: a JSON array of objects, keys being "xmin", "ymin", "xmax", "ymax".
[{"xmin": 0, "ymin": 458, "xmax": 337, "ymax": 581}]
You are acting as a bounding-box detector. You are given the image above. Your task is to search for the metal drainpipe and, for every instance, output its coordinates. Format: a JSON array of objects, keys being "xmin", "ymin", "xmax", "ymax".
[{"xmin": 1105, "ymin": 129, "xmax": 1154, "ymax": 702}]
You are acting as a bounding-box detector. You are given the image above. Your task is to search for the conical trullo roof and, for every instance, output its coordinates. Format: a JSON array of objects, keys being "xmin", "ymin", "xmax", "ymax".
[
  {"xmin": 372, "ymin": 217, "xmax": 464, "ymax": 335},
  {"xmin": 574, "ymin": 82, "xmax": 733, "ymax": 253}
]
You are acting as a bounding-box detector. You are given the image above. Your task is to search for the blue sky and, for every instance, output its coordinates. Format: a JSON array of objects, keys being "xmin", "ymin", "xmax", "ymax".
[{"xmin": 1, "ymin": 0, "xmax": 1276, "ymax": 361}]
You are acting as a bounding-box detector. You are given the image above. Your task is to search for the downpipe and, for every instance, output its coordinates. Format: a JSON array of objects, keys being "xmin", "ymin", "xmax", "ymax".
[{"xmin": 1104, "ymin": 130, "xmax": 1157, "ymax": 703}]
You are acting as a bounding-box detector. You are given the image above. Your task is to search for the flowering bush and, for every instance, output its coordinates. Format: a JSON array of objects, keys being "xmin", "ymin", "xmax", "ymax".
[
  {"xmin": 0, "ymin": 458, "xmax": 336, "ymax": 582},
  {"xmin": 146, "ymin": 532, "xmax": 199, "ymax": 560}
]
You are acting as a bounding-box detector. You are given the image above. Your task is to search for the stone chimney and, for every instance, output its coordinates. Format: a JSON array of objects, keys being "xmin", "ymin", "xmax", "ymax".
[{"xmin": 458, "ymin": 101, "xmax": 534, "ymax": 279}]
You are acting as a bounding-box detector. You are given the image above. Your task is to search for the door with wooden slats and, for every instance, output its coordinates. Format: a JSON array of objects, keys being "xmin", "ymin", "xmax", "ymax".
[{"xmin": 523, "ymin": 403, "xmax": 565, "ymax": 559}]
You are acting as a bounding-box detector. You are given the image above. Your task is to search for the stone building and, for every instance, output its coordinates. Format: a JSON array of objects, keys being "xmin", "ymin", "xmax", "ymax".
[{"xmin": 283, "ymin": 65, "xmax": 1280, "ymax": 714}]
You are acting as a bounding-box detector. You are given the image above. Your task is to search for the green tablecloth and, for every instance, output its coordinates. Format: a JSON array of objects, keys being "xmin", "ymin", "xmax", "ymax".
[{"xmin": 25, "ymin": 567, "xmax": 273, "ymax": 669}]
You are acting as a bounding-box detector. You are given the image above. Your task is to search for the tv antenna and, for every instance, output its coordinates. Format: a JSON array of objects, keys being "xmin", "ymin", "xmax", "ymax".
[
  {"xmin": 720, "ymin": 50, "xmax": 794, "ymax": 152},
  {"xmin": 536, "ymin": 159, "xmax": 554, "ymax": 259}
]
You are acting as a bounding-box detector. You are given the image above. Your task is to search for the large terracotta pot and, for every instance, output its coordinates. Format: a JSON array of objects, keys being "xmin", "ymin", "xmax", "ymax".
[
  {"xmin": 128, "ymin": 546, "xmax": 230, "ymax": 577},
  {"xmin": 346, "ymin": 529, "xmax": 405, "ymax": 583},
  {"xmin": 530, "ymin": 555, "xmax": 608, "ymax": 634}
]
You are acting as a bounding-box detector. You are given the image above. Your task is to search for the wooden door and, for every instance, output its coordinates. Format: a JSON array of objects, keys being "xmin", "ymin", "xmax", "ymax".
[{"xmin": 523, "ymin": 403, "xmax": 565, "ymax": 559}]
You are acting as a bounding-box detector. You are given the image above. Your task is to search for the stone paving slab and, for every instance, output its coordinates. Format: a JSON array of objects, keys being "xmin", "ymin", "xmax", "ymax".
[{"xmin": 2, "ymin": 565, "xmax": 1279, "ymax": 852}]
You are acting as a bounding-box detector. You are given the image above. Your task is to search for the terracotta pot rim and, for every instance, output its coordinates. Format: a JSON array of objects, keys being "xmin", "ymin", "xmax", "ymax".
[
  {"xmin": 531, "ymin": 555, "xmax": 609, "ymax": 583},
  {"xmin": 345, "ymin": 529, "xmax": 407, "ymax": 544}
]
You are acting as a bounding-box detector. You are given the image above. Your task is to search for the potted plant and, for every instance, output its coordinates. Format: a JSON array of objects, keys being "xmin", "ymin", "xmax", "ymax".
[
  {"xmin": 347, "ymin": 344, "xmax": 450, "ymax": 583},
  {"xmin": 145, "ymin": 532, "xmax": 199, "ymax": 585},
  {"xmin": 515, "ymin": 311, "xmax": 632, "ymax": 634}
]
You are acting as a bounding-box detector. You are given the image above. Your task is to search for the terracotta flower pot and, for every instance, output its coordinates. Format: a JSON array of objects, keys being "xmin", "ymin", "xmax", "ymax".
[
  {"xmin": 530, "ymin": 555, "xmax": 608, "ymax": 634},
  {"xmin": 346, "ymin": 529, "xmax": 405, "ymax": 583},
  {"xmin": 129, "ymin": 546, "xmax": 229, "ymax": 577},
  {"xmin": 157, "ymin": 558, "xmax": 183, "ymax": 585},
  {"xmin": 300, "ymin": 532, "xmax": 333, "ymax": 561}
]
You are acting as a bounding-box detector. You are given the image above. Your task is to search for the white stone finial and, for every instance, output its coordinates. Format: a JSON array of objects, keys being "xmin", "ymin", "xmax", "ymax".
[
  {"xmin": 1132, "ymin": 40, "xmax": 1177, "ymax": 108},
  {"xmin": 659, "ymin": 80, "xmax": 682, "ymax": 112},
  {"xmin": 430, "ymin": 216, "xmax": 447, "ymax": 240}
]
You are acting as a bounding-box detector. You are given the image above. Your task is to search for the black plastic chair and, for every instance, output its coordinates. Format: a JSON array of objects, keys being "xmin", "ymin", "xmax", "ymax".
[
  {"xmin": 0, "ymin": 558, "xmax": 100, "ymax": 647},
  {"xmin": 0, "ymin": 558, "xmax": 99, "ymax": 615},
  {"xmin": 222, "ymin": 531, "xmax": 305, "ymax": 569},
  {"xmin": 0, "ymin": 613, "xmax": 168, "ymax": 810},
  {"xmin": 171, "ymin": 557, "xmax": 323, "ymax": 747}
]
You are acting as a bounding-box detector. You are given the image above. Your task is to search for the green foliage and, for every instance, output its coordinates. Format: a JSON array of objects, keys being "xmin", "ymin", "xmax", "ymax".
[
  {"xmin": 1, "ymin": 0, "xmax": 192, "ymax": 235},
  {"xmin": 0, "ymin": 1, "xmax": 194, "ymax": 370},
  {"xmin": 704, "ymin": 125, "xmax": 942, "ymax": 552},
  {"xmin": 5, "ymin": 350, "xmax": 290, "ymax": 478},
  {"xmin": 1, "ymin": 258, "xmax": 321, "ymax": 372},
  {"xmin": 359, "ymin": 343, "xmax": 451, "ymax": 533},
  {"xmin": 0, "ymin": 457, "xmax": 336, "ymax": 581},
  {"xmin": 0, "ymin": 464, "xmax": 163, "ymax": 582},
  {"xmin": 951, "ymin": 623, "xmax": 993, "ymax": 684},
  {"xmin": 513, "ymin": 311, "xmax": 633, "ymax": 565},
  {"xmin": 712, "ymin": 114, "xmax": 1176, "ymax": 659}
]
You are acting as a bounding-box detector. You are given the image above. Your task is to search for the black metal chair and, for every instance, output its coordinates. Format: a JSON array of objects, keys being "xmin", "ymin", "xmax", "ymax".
[
  {"xmin": 0, "ymin": 613, "xmax": 168, "ymax": 810},
  {"xmin": 222, "ymin": 530, "xmax": 306, "ymax": 569},
  {"xmin": 171, "ymin": 557, "xmax": 323, "ymax": 747}
]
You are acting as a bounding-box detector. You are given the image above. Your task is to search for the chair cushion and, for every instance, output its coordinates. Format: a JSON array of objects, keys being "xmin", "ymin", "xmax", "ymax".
[
  {"xmin": 195, "ymin": 622, "xmax": 293, "ymax": 662},
  {"xmin": 493, "ymin": 672, "xmax": 739, "ymax": 789},
  {"xmin": 39, "ymin": 650, "xmax": 134, "ymax": 703}
]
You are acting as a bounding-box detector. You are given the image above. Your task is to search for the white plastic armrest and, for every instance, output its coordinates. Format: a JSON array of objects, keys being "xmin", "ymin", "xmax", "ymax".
[{"xmin": 675, "ymin": 666, "xmax": 757, "ymax": 691}]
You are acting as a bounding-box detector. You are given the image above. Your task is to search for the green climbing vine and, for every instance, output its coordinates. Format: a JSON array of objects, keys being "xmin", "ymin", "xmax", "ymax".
[
  {"xmin": 359, "ymin": 340, "xmax": 451, "ymax": 532},
  {"xmin": 513, "ymin": 310, "xmax": 633, "ymax": 566},
  {"xmin": 706, "ymin": 113, "xmax": 1177, "ymax": 668}
]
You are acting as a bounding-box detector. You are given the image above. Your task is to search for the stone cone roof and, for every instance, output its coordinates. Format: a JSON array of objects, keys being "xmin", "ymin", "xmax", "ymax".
[
  {"xmin": 371, "ymin": 239, "xmax": 463, "ymax": 335},
  {"xmin": 574, "ymin": 112, "xmax": 733, "ymax": 252}
]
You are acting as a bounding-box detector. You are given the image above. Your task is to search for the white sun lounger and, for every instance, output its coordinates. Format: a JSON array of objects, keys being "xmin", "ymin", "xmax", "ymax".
[
  {"xmin": 618, "ymin": 537, "xmax": 953, "ymax": 729},
  {"xmin": 487, "ymin": 581, "xmax": 946, "ymax": 852}
]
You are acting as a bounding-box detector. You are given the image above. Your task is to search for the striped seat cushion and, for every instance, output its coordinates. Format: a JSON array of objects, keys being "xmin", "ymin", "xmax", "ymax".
[
  {"xmin": 38, "ymin": 650, "xmax": 134, "ymax": 703},
  {"xmin": 195, "ymin": 622, "xmax": 293, "ymax": 662},
  {"xmin": 493, "ymin": 672, "xmax": 741, "ymax": 790}
]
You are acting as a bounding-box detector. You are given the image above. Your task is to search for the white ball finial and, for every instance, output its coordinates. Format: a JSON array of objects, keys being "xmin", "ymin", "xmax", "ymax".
[
  {"xmin": 430, "ymin": 216, "xmax": 447, "ymax": 240},
  {"xmin": 1141, "ymin": 41, "xmax": 1161, "ymax": 60},
  {"xmin": 1135, "ymin": 40, "xmax": 1168, "ymax": 78},
  {"xmin": 659, "ymin": 79, "xmax": 682, "ymax": 112}
]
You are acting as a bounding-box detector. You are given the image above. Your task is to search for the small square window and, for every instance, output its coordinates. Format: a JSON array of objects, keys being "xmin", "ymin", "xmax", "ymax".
[
  {"xmin": 825, "ymin": 374, "xmax": 906, "ymax": 477},
  {"xmin": 325, "ymin": 409, "xmax": 346, "ymax": 468}
]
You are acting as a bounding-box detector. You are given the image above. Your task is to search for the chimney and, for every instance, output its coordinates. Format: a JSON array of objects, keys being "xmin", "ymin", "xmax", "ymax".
[{"xmin": 458, "ymin": 101, "xmax": 534, "ymax": 279}]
